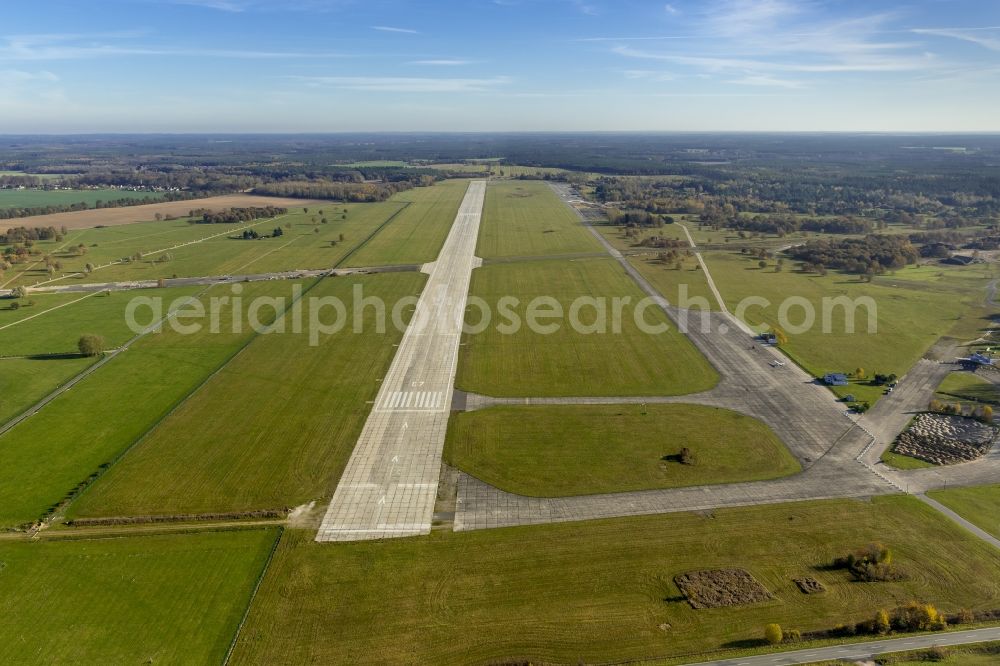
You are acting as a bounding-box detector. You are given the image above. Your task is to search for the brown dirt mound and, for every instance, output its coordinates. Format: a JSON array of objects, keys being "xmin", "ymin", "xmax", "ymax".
[
  {"xmin": 674, "ymin": 568, "xmax": 774, "ymax": 609},
  {"xmin": 794, "ymin": 577, "xmax": 826, "ymax": 594}
]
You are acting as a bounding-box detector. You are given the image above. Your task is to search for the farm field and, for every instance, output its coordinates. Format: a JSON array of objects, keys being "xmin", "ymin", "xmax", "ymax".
[
  {"xmin": 1, "ymin": 201, "xmax": 404, "ymax": 288},
  {"xmin": 0, "ymin": 286, "xmax": 202, "ymax": 355},
  {"xmin": 71, "ymin": 272, "xmax": 427, "ymax": 519},
  {"xmin": 0, "ymin": 280, "xmax": 303, "ymax": 528},
  {"xmin": 475, "ymin": 180, "xmax": 602, "ymax": 258},
  {"xmin": 0, "ymin": 193, "xmax": 325, "ymax": 233},
  {"xmin": 0, "ymin": 188, "xmax": 160, "ymax": 210},
  {"xmin": 705, "ymin": 250, "xmax": 978, "ymax": 404},
  {"xmin": 230, "ymin": 497, "xmax": 1000, "ymax": 665},
  {"xmin": 455, "ymin": 257, "xmax": 718, "ymax": 397},
  {"xmin": 0, "ymin": 529, "xmax": 278, "ymax": 664},
  {"xmin": 343, "ymin": 180, "xmax": 468, "ymax": 266},
  {"xmin": 0, "ymin": 356, "xmax": 94, "ymax": 425},
  {"xmin": 0, "ymin": 170, "xmax": 60, "ymax": 179},
  {"xmin": 928, "ymin": 484, "xmax": 1000, "ymax": 539},
  {"xmin": 444, "ymin": 404, "xmax": 799, "ymax": 496}
]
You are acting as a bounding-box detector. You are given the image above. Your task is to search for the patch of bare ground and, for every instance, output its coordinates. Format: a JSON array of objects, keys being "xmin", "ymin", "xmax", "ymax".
[
  {"xmin": 0, "ymin": 194, "xmax": 327, "ymax": 232},
  {"xmin": 794, "ymin": 577, "xmax": 826, "ymax": 594},
  {"xmin": 674, "ymin": 569, "xmax": 774, "ymax": 609}
]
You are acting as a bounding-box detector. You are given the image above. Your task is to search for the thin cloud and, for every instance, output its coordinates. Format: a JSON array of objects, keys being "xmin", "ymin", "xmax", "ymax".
[
  {"xmin": 372, "ymin": 26, "xmax": 419, "ymax": 34},
  {"xmin": 623, "ymin": 69, "xmax": 674, "ymax": 81},
  {"xmin": 664, "ymin": 4, "xmax": 679, "ymax": 15},
  {"xmin": 913, "ymin": 28, "xmax": 1000, "ymax": 52},
  {"xmin": 292, "ymin": 75, "xmax": 511, "ymax": 92},
  {"xmin": 165, "ymin": 0, "xmax": 247, "ymax": 11},
  {"xmin": 609, "ymin": 2, "xmax": 936, "ymax": 81},
  {"xmin": 726, "ymin": 73, "xmax": 804, "ymax": 88},
  {"xmin": 159, "ymin": 0, "xmax": 354, "ymax": 11},
  {"xmin": 0, "ymin": 69, "xmax": 59, "ymax": 82},
  {"xmin": 612, "ymin": 46, "xmax": 930, "ymax": 73},
  {"xmin": 0, "ymin": 33, "xmax": 355, "ymax": 60},
  {"xmin": 408, "ymin": 59, "xmax": 475, "ymax": 66}
]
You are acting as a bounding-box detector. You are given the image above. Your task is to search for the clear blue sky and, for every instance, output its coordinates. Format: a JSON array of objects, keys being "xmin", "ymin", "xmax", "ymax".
[{"xmin": 1, "ymin": 0, "xmax": 998, "ymax": 132}]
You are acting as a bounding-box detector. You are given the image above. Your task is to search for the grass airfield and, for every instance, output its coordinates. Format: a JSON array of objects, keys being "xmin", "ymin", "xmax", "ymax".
[{"xmin": 1, "ymin": 178, "xmax": 999, "ymax": 665}]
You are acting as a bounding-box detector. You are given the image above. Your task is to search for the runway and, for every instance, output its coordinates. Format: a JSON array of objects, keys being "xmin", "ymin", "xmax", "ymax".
[{"xmin": 316, "ymin": 180, "xmax": 486, "ymax": 542}]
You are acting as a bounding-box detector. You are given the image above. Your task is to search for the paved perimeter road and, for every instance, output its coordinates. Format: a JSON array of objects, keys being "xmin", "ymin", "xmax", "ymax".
[
  {"xmin": 679, "ymin": 627, "xmax": 1000, "ymax": 666},
  {"xmin": 316, "ymin": 180, "xmax": 486, "ymax": 542}
]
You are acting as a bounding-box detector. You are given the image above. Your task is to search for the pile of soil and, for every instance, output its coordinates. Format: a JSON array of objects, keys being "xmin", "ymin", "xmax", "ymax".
[
  {"xmin": 793, "ymin": 577, "xmax": 826, "ymax": 594},
  {"xmin": 674, "ymin": 569, "xmax": 774, "ymax": 609}
]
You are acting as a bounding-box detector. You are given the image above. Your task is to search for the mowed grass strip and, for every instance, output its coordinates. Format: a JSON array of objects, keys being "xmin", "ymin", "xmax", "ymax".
[
  {"xmin": 344, "ymin": 180, "xmax": 469, "ymax": 267},
  {"xmin": 456, "ymin": 257, "xmax": 717, "ymax": 396},
  {"xmin": 0, "ymin": 529, "xmax": 279, "ymax": 664},
  {"xmin": 0, "ymin": 280, "xmax": 301, "ymax": 528},
  {"xmin": 230, "ymin": 497, "xmax": 1000, "ymax": 665},
  {"xmin": 706, "ymin": 251, "xmax": 973, "ymax": 404},
  {"xmin": 936, "ymin": 371, "xmax": 1000, "ymax": 405},
  {"xmin": 444, "ymin": 404, "xmax": 800, "ymax": 496},
  {"xmin": 476, "ymin": 180, "xmax": 602, "ymax": 258},
  {"xmin": 71, "ymin": 272, "xmax": 427, "ymax": 519},
  {"xmin": 928, "ymin": 484, "xmax": 1000, "ymax": 540},
  {"xmin": 0, "ymin": 356, "xmax": 94, "ymax": 425}
]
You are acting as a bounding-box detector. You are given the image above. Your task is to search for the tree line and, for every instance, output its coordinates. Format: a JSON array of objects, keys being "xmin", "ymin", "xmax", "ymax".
[
  {"xmin": 193, "ymin": 206, "xmax": 287, "ymax": 225},
  {"xmin": 253, "ymin": 179, "xmax": 424, "ymax": 202},
  {"xmin": 789, "ymin": 235, "xmax": 919, "ymax": 275}
]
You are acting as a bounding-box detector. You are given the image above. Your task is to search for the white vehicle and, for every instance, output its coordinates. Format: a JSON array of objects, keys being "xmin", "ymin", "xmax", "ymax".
[{"xmin": 770, "ymin": 360, "xmax": 785, "ymax": 367}]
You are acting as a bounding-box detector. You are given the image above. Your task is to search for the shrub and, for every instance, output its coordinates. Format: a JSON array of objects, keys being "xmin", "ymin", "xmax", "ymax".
[
  {"xmin": 892, "ymin": 601, "xmax": 947, "ymax": 632},
  {"xmin": 926, "ymin": 646, "xmax": 950, "ymax": 661},
  {"xmin": 832, "ymin": 543, "xmax": 904, "ymax": 581},
  {"xmin": 764, "ymin": 623, "xmax": 783, "ymax": 645},
  {"xmin": 875, "ymin": 608, "xmax": 891, "ymax": 635}
]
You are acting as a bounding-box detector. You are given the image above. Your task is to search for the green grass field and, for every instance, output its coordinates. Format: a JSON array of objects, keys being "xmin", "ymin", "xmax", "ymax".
[
  {"xmin": 230, "ymin": 497, "xmax": 1000, "ymax": 665},
  {"xmin": 0, "ymin": 356, "xmax": 94, "ymax": 425},
  {"xmin": 935, "ymin": 371, "xmax": 1000, "ymax": 405},
  {"xmin": 476, "ymin": 180, "xmax": 602, "ymax": 258},
  {"xmin": 444, "ymin": 404, "xmax": 800, "ymax": 496},
  {"xmin": 881, "ymin": 450, "xmax": 935, "ymax": 470},
  {"xmin": 928, "ymin": 484, "xmax": 1000, "ymax": 540},
  {"xmin": 0, "ymin": 528, "xmax": 278, "ymax": 664},
  {"xmin": 456, "ymin": 257, "xmax": 718, "ymax": 396},
  {"xmin": 0, "ymin": 286, "xmax": 202, "ymax": 356},
  {"xmin": 706, "ymin": 251, "xmax": 976, "ymax": 404},
  {"xmin": 0, "ymin": 188, "xmax": 160, "ymax": 210},
  {"xmin": 597, "ymin": 223, "xmax": 719, "ymax": 308},
  {"xmin": 343, "ymin": 180, "xmax": 468, "ymax": 266},
  {"xmin": 0, "ymin": 280, "xmax": 302, "ymax": 528},
  {"xmin": 71, "ymin": 272, "xmax": 426, "ymax": 519},
  {"xmin": 1, "ymin": 201, "xmax": 406, "ymax": 287}
]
